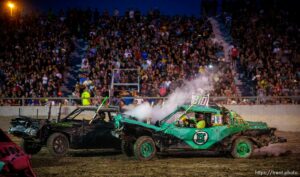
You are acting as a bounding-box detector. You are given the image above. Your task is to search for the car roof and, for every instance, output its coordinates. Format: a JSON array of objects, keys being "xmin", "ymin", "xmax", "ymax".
[
  {"xmin": 76, "ymin": 106, "xmax": 119, "ymax": 112},
  {"xmin": 179, "ymin": 105, "xmax": 220, "ymax": 114}
]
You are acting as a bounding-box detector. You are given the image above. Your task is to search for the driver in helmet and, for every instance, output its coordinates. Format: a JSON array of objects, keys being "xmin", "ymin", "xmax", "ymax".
[{"xmin": 195, "ymin": 113, "xmax": 206, "ymax": 129}]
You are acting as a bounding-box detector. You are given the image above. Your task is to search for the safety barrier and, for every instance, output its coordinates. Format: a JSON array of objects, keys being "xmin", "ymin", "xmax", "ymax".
[
  {"xmin": 0, "ymin": 104, "xmax": 299, "ymax": 132},
  {"xmin": 0, "ymin": 96, "xmax": 299, "ymax": 106}
]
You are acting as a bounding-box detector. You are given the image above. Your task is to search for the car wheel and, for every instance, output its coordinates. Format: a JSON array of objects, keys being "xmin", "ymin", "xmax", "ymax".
[
  {"xmin": 121, "ymin": 140, "xmax": 133, "ymax": 157},
  {"xmin": 134, "ymin": 136, "xmax": 156, "ymax": 161},
  {"xmin": 21, "ymin": 139, "xmax": 42, "ymax": 155},
  {"xmin": 47, "ymin": 133, "xmax": 69, "ymax": 157},
  {"xmin": 231, "ymin": 137, "xmax": 253, "ymax": 158}
]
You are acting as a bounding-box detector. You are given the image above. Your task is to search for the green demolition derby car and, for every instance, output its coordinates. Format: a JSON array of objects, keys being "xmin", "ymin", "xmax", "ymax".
[{"xmin": 113, "ymin": 104, "xmax": 286, "ymax": 160}]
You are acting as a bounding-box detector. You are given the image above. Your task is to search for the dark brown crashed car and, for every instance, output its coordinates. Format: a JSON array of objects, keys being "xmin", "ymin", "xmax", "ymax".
[{"xmin": 9, "ymin": 106, "xmax": 121, "ymax": 157}]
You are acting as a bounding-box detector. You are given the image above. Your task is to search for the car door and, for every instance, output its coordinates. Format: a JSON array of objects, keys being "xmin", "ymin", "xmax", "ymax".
[
  {"xmin": 162, "ymin": 111, "xmax": 200, "ymax": 149},
  {"xmin": 83, "ymin": 112, "xmax": 119, "ymax": 148},
  {"xmin": 164, "ymin": 123, "xmax": 232, "ymax": 150}
]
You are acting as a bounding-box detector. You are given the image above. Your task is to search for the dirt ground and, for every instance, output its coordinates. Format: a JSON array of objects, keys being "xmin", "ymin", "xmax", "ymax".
[{"xmin": 1, "ymin": 117, "xmax": 300, "ymax": 177}]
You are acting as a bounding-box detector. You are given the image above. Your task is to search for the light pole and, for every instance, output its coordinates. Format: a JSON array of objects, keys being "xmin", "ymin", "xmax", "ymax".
[{"xmin": 7, "ymin": 2, "xmax": 15, "ymax": 17}]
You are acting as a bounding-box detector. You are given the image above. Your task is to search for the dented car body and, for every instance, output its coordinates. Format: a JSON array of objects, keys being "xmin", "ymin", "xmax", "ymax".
[
  {"xmin": 9, "ymin": 106, "xmax": 121, "ymax": 157},
  {"xmin": 0, "ymin": 129, "xmax": 36, "ymax": 177},
  {"xmin": 113, "ymin": 104, "xmax": 286, "ymax": 160}
]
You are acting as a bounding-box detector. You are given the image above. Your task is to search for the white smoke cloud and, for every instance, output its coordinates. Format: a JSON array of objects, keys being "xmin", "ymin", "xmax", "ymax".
[
  {"xmin": 123, "ymin": 102, "xmax": 152, "ymax": 121},
  {"xmin": 151, "ymin": 75, "xmax": 212, "ymax": 122},
  {"xmin": 124, "ymin": 72, "xmax": 214, "ymax": 122}
]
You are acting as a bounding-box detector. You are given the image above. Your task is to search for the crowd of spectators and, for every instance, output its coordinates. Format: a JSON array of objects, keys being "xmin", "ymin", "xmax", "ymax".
[
  {"xmin": 0, "ymin": 12, "xmax": 73, "ymax": 105},
  {"xmin": 74, "ymin": 9, "xmax": 237, "ymax": 105},
  {"xmin": 228, "ymin": 2, "xmax": 299, "ymax": 102},
  {"xmin": 1, "ymin": 4, "xmax": 298, "ymax": 106}
]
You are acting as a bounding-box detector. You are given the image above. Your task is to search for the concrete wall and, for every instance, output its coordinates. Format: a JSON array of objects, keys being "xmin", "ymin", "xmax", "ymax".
[
  {"xmin": 0, "ymin": 106, "xmax": 78, "ymax": 119},
  {"xmin": 0, "ymin": 105, "xmax": 299, "ymax": 131}
]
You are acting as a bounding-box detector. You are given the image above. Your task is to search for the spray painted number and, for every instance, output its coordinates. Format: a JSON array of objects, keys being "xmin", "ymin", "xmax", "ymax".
[{"xmin": 193, "ymin": 131, "xmax": 208, "ymax": 145}]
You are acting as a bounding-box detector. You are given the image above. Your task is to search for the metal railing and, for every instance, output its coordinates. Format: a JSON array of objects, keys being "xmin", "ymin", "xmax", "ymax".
[
  {"xmin": 111, "ymin": 68, "xmax": 140, "ymax": 94},
  {"xmin": 0, "ymin": 96, "xmax": 299, "ymax": 106}
]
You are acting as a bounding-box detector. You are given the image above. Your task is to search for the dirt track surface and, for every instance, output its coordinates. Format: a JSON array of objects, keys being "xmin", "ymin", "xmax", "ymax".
[
  {"xmin": 3, "ymin": 132, "xmax": 299, "ymax": 177},
  {"xmin": 1, "ymin": 117, "xmax": 300, "ymax": 177},
  {"xmin": 31, "ymin": 152, "xmax": 300, "ymax": 177}
]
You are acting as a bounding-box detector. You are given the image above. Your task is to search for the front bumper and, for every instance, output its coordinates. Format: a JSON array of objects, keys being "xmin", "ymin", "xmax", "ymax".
[
  {"xmin": 249, "ymin": 128, "xmax": 287, "ymax": 147},
  {"xmin": 270, "ymin": 136, "xmax": 287, "ymax": 144},
  {"xmin": 269, "ymin": 128, "xmax": 287, "ymax": 144},
  {"xmin": 9, "ymin": 126, "xmax": 38, "ymax": 138},
  {"xmin": 9, "ymin": 117, "xmax": 41, "ymax": 138}
]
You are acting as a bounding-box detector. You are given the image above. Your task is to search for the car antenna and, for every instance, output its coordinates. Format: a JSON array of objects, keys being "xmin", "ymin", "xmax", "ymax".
[
  {"xmin": 97, "ymin": 96, "xmax": 109, "ymax": 112},
  {"xmin": 89, "ymin": 96, "xmax": 109, "ymax": 124},
  {"xmin": 177, "ymin": 94, "xmax": 209, "ymax": 121},
  {"xmin": 177, "ymin": 101, "xmax": 197, "ymax": 121}
]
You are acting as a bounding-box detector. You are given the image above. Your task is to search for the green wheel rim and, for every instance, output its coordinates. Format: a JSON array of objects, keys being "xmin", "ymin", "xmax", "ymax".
[
  {"xmin": 0, "ymin": 161, "xmax": 5, "ymax": 172},
  {"xmin": 140, "ymin": 142, "xmax": 154, "ymax": 158},
  {"xmin": 236, "ymin": 141, "xmax": 251, "ymax": 157}
]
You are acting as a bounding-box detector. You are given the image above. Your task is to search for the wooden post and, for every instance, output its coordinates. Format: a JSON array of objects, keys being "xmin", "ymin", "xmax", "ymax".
[
  {"xmin": 47, "ymin": 102, "xmax": 52, "ymax": 121},
  {"xmin": 57, "ymin": 102, "xmax": 62, "ymax": 123}
]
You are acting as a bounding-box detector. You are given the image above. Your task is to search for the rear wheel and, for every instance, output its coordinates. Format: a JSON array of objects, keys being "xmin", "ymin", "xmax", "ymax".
[
  {"xmin": 134, "ymin": 136, "xmax": 156, "ymax": 161},
  {"xmin": 21, "ymin": 139, "xmax": 42, "ymax": 155},
  {"xmin": 121, "ymin": 140, "xmax": 134, "ymax": 157},
  {"xmin": 47, "ymin": 133, "xmax": 69, "ymax": 157},
  {"xmin": 231, "ymin": 137, "xmax": 253, "ymax": 158}
]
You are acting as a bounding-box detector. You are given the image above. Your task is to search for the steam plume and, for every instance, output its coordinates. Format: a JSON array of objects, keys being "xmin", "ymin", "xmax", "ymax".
[{"xmin": 124, "ymin": 72, "xmax": 214, "ymax": 122}]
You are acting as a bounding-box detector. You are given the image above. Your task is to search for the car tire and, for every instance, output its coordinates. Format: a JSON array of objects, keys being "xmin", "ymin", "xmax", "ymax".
[
  {"xmin": 231, "ymin": 137, "xmax": 253, "ymax": 158},
  {"xmin": 21, "ymin": 139, "xmax": 42, "ymax": 155},
  {"xmin": 47, "ymin": 133, "xmax": 69, "ymax": 157},
  {"xmin": 133, "ymin": 136, "xmax": 156, "ymax": 161},
  {"xmin": 121, "ymin": 140, "xmax": 133, "ymax": 157}
]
